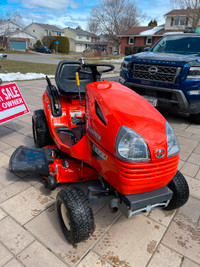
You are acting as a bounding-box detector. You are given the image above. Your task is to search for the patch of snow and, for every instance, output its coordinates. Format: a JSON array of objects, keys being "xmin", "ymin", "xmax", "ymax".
[
  {"xmin": 139, "ymin": 26, "xmax": 164, "ymax": 36},
  {"xmin": 102, "ymin": 58, "xmax": 124, "ymax": 63},
  {"xmin": 164, "ymin": 32, "xmax": 183, "ymax": 35},
  {"xmin": 0, "ymin": 72, "xmax": 54, "ymax": 82}
]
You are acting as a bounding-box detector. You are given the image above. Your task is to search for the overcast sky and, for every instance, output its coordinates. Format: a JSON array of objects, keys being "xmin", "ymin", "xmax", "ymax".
[{"xmin": 1, "ymin": 0, "xmax": 173, "ymax": 30}]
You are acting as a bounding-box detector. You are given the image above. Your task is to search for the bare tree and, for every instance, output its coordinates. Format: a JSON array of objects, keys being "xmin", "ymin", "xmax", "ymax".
[
  {"xmin": 88, "ymin": 0, "xmax": 143, "ymax": 53},
  {"xmin": 171, "ymin": 0, "xmax": 200, "ymax": 27},
  {"xmin": 0, "ymin": 7, "xmax": 22, "ymax": 48}
]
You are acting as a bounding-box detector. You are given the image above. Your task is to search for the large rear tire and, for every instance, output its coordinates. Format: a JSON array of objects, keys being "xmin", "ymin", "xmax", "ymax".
[
  {"xmin": 164, "ymin": 170, "xmax": 189, "ymax": 211},
  {"xmin": 32, "ymin": 109, "xmax": 53, "ymax": 148},
  {"xmin": 57, "ymin": 186, "xmax": 95, "ymax": 244}
]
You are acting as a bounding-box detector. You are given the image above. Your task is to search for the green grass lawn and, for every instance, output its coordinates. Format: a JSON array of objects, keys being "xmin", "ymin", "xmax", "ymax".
[
  {"xmin": 54, "ymin": 55, "xmax": 123, "ymax": 64},
  {"xmin": 0, "ymin": 60, "xmax": 57, "ymax": 75}
]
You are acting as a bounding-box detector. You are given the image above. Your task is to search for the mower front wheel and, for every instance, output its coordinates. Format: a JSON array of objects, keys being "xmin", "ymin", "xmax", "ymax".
[
  {"xmin": 45, "ymin": 176, "xmax": 57, "ymax": 190},
  {"xmin": 56, "ymin": 186, "xmax": 95, "ymax": 244},
  {"xmin": 164, "ymin": 170, "xmax": 189, "ymax": 211},
  {"xmin": 32, "ymin": 109, "xmax": 53, "ymax": 148}
]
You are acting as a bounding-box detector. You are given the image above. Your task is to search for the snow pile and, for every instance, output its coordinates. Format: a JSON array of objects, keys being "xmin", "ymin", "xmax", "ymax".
[
  {"xmin": 139, "ymin": 26, "xmax": 164, "ymax": 36},
  {"xmin": 164, "ymin": 32, "xmax": 183, "ymax": 35},
  {"xmin": 102, "ymin": 58, "xmax": 124, "ymax": 63},
  {"xmin": 0, "ymin": 72, "xmax": 54, "ymax": 82}
]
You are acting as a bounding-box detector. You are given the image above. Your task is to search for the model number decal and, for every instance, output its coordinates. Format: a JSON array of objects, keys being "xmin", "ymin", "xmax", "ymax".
[
  {"xmin": 91, "ymin": 143, "xmax": 108, "ymax": 160},
  {"xmin": 46, "ymin": 98, "xmax": 50, "ymax": 112},
  {"xmin": 87, "ymin": 126, "xmax": 101, "ymax": 142}
]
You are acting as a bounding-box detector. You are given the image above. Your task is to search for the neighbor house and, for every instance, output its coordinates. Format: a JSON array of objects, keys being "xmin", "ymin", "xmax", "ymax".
[
  {"xmin": 164, "ymin": 9, "xmax": 200, "ymax": 30},
  {"xmin": 119, "ymin": 9, "xmax": 197, "ymax": 55},
  {"xmin": 64, "ymin": 27, "xmax": 95, "ymax": 52},
  {"xmin": 24, "ymin": 23, "xmax": 64, "ymax": 42},
  {"xmin": 120, "ymin": 26, "xmax": 165, "ymax": 55},
  {"xmin": 0, "ymin": 20, "xmax": 36, "ymax": 50}
]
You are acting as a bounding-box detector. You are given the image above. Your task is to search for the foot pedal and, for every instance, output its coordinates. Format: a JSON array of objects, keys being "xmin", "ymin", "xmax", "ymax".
[{"xmin": 9, "ymin": 146, "xmax": 53, "ymax": 176}]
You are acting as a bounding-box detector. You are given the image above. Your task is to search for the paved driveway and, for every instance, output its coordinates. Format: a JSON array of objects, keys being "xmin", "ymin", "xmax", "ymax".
[{"xmin": 0, "ymin": 79, "xmax": 199, "ymax": 267}]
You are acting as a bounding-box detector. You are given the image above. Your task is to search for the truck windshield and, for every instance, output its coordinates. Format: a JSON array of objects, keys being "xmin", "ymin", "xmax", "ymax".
[{"xmin": 152, "ymin": 35, "xmax": 200, "ymax": 55}]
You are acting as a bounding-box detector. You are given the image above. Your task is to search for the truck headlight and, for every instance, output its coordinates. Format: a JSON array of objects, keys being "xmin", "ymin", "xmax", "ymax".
[
  {"xmin": 187, "ymin": 67, "xmax": 200, "ymax": 79},
  {"xmin": 115, "ymin": 126, "xmax": 150, "ymax": 162},
  {"xmin": 120, "ymin": 60, "xmax": 130, "ymax": 71},
  {"xmin": 166, "ymin": 122, "xmax": 180, "ymax": 157}
]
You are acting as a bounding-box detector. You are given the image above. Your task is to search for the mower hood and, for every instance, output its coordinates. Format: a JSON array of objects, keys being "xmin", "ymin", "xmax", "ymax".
[{"xmin": 86, "ymin": 81, "xmax": 168, "ymax": 162}]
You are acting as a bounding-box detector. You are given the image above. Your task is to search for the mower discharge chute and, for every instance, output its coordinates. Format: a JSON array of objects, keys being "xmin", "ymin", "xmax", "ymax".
[{"xmin": 9, "ymin": 59, "xmax": 189, "ymax": 244}]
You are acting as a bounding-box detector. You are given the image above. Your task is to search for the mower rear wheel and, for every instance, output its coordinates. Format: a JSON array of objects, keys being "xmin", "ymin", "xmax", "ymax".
[
  {"xmin": 164, "ymin": 171, "xmax": 189, "ymax": 211},
  {"xmin": 56, "ymin": 186, "xmax": 95, "ymax": 244},
  {"xmin": 32, "ymin": 109, "xmax": 53, "ymax": 148}
]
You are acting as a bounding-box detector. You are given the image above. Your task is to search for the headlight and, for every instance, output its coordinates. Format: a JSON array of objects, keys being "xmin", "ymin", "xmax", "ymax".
[
  {"xmin": 187, "ymin": 67, "xmax": 200, "ymax": 79},
  {"xmin": 166, "ymin": 122, "xmax": 180, "ymax": 157},
  {"xmin": 115, "ymin": 126, "xmax": 150, "ymax": 162},
  {"xmin": 120, "ymin": 60, "xmax": 130, "ymax": 71}
]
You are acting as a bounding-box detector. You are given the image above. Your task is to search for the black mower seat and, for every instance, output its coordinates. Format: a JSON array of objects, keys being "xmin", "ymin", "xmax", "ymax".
[{"xmin": 55, "ymin": 61, "xmax": 98, "ymax": 96}]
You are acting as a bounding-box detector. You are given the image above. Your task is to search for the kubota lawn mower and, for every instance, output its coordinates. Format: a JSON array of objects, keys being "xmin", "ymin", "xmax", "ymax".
[{"xmin": 9, "ymin": 59, "xmax": 189, "ymax": 244}]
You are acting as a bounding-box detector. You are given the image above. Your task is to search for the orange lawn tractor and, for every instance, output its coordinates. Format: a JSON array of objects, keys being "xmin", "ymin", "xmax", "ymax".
[{"xmin": 10, "ymin": 59, "xmax": 189, "ymax": 244}]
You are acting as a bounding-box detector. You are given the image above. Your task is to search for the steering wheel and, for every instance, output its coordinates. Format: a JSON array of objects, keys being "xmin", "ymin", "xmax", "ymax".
[{"xmin": 78, "ymin": 62, "xmax": 114, "ymax": 78}]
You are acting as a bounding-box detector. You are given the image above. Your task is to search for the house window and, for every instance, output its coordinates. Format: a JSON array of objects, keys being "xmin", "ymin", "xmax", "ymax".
[
  {"xmin": 129, "ymin": 37, "xmax": 134, "ymax": 44},
  {"xmin": 57, "ymin": 32, "xmax": 61, "ymax": 36},
  {"xmin": 174, "ymin": 18, "xmax": 179, "ymax": 26},
  {"xmin": 45, "ymin": 30, "xmax": 51, "ymax": 36},
  {"xmin": 180, "ymin": 17, "xmax": 186, "ymax": 25},
  {"xmin": 86, "ymin": 35, "xmax": 90, "ymax": 40},
  {"xmin": 79, "ymin": 35, "xmax": 83, "ymax": 40},
  {"xmin": 173, "ymin": 17, "xmax": 186, "ymax": 26},
  {"xmin": 146, "ymin": 36, "xmax": 152, "ymax": 45}
]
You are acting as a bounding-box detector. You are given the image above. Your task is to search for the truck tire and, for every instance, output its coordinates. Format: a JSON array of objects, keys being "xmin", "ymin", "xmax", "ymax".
[
  {"xmin": 57, "ymin": 186, "xmax": 95, "ymax": 244},
  {"xmin": 164, "ymin": 171, "xmax": 189, "ymax": 211},
  {"xmin": 32, "ymin": 109, "xmax": 53, "ymax": 148},
  {"xmin": 189, "ymin": 113, "xmax": 200, "ymax": 124}
]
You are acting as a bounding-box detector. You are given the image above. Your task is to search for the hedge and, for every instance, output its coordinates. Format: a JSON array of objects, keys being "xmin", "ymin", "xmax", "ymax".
[
  {"xmin": 50, "ymin": 36, "xmax": 69, "ymax": 54},
  {"xmin": 125, "ymin": 46, "xmax": 132, "ymax": 55}
]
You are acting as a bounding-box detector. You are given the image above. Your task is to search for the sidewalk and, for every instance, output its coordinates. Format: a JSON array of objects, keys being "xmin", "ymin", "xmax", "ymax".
[{"xmin": 0, "ymin": 79, "xmax": 199, "ymax": 267}]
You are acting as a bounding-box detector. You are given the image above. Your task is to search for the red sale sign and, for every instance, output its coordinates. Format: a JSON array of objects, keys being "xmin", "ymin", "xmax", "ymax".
[{"xmin": 0, "ymin": 83, "xmax": 29, "ymax": 125}]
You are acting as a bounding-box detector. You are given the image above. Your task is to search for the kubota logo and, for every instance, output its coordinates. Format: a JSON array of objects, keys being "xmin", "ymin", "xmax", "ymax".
[{"xmin": 155, "ymin": 149, "xmax": 166, "ymax": 159}]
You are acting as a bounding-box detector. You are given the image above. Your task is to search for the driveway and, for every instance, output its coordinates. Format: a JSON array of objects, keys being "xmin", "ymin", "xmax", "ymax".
[{"xmin": 0, "ymin": 78, "xmax": 199, "ymax": 267}]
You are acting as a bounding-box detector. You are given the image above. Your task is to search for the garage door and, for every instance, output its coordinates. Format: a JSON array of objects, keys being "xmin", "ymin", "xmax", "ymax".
[
  {"xmin": 76, "ymin": 44, "xmax": 85, "ymax": 53},
  {"xmin": 9, "ymin": 40, "xmax": 27, "ymax": 50}
]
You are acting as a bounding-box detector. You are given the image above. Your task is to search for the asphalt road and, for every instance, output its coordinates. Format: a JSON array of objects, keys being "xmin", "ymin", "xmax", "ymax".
[
  {"xmin": 6, "ymin": 52, "xmax": 121, "ymax": 72},
  {"xmin": 6, "ymin": 53, "xmax": 63, "ymax": 65}
]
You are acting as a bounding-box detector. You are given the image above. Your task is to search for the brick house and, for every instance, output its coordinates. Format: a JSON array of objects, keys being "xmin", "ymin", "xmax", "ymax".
[
  {"xmin": 119, "ymin": 9, "xmax": 200, "ymax": 55},
  {"xmin": 120, "ymin": 26, "xmax": 165, "ymax": 55}
]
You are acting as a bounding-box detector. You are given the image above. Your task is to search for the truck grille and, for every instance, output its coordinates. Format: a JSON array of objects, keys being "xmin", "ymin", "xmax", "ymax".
[{"xmin": 133, "ymin": 63, "xmax": 180, "ymax": 83}]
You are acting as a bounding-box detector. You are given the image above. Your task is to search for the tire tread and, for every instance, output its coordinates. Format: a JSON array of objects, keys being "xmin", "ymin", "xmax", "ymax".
[{"xmin": 57, "ymin": 186, "xmax": 94, "ymax": 244}]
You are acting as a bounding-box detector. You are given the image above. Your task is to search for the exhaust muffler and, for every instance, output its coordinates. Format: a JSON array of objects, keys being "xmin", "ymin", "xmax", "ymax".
[{"xmin": 109, "ymin": 198, "xmax": 119, "ymax": 213}]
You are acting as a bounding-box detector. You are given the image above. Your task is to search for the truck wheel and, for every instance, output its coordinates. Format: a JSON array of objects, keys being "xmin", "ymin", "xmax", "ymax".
[
  {"xmin": 189, "ymin": 113, "xmax": 200, "ymax": 124},
  {"xmin": 57, "ymin": 186, "xmax": 95, "ymax": 244},
  {"xmin": 164, "ymin": 171, "xmax": 189, "ymax": 211},
  {"xmin": 32, "ymin": 109, "xmax": 53, "ymax": 148}
]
